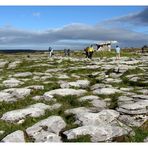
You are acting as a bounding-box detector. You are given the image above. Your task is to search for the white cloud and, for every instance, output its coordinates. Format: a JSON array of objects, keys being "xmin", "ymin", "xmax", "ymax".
[{"xmin": 0, "ymin": 23, "xmax": 147, "ymax": 49}]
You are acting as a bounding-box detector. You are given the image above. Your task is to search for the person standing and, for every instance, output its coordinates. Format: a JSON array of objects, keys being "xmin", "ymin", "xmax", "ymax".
[
  {"xmin": 88, "ymin": 45, "xmax": 94, "ymax": 59},
  {"xmin": 67, "ymin": 49, "xmax": 70, "ymax": 56},
  {"xmin": 84, "ymin": 47, "xmax": 89, "ymax": 58},
  {"xmin": 48, "ymin": 47, "xmax": 53, "ymax": 57},
  {"xmin": 64, "ymin": 49, "xmax": 67, "ymax": 56},
  {"xmin": 115, "ymin": 45, "xmax": 121, "ymax": 60}
]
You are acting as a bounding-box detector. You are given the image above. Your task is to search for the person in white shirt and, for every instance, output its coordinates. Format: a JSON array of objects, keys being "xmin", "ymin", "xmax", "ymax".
[{"xmin": 115, "ymin": 45, "xmax": 121, "ymax": 60}]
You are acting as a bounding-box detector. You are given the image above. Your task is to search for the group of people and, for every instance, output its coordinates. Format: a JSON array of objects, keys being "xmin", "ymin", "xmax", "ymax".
[
  {"xmin": 48, "ymin": 45, "xmax": 121, "ymax": 60},
  {"xmin": 48, "ymin": 47, "xmax": 71, "ymax": 57},
  {"xmin": 84, "ymin": 45, "xmax": 121, "ymax": 60},
  {"xmin": 64, "ymin": 49, "xmax": 71, "ymax": 56}
]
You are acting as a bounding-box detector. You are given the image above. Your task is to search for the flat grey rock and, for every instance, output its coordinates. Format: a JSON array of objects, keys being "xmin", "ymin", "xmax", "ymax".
[
  {"xmin": 90, "ymin": 99, "xmax": 107, "ymax": 111},
  {"xmin": 57, "ymin": 74, "xmax": 70, "ymax": 79},
  {"xmin": 0, "ymin": 61, "xmax": 8, "ymax": 68},
  {"xmin": 12, "ymin": 88, "xmax": 31, "ymax": 99},
  {"xmin": 65, "ymin": 107, "xmax": 92, "ymax": 115},
  {"xmin": 79, "ymin": 95, "xmax": 100, "ymax": 101},
  {"xmin": 0, "ymin": 92, "xmax": 16, "ymax": 102},
  {"xmin": 63, "ymin": 125, "xmax": 131, "ymax": 142},
  {"xmin": 2, "ymin": 88, "xmax": 31, "ymax": 100},
  {"xmin": 104, "ymin": 78, "xmax": 122, "ymax": 83},
  {"xmin": 138, "ymin": 89, "xmax": 148, "ymax": 95},
  {"xmin": 26, "ymin": 116, "xmax": 66, "ymax": 142},
  {"xmin": 60, "ymin": 80, "xmax": 90, "ymax": 89},
  {"xmin": 2, "ymin": 130, "xmax": 25, "ymax": 142},
  {"xmin": 2, "ymin": 78, "xmax": 23, "ymax": 88},
  {"xmin": 117, "ymin": 100, "xmax": 148, "ymax": 115},
  {"xmin": 13, "ymin": 72, "xmax": 32, "ymax": 77},
  {"xmin": 75, "ymin": 109, "xmax": 120, "ymax": 126},
  {"xmin": 7, "ymin": 61, "xmax": 21, "ymax": 69},
  {"xmin": 93, "ymin": 88, "xmax": 121, "ymax": 95},
  {"xmin": 119, "ymin": 115, "xmax": 147, "ymax": 127},
  {"xmin": 114, "ymin": 65, "xmax": 137, "ymax": 73},
  {"xmin": 25, "ymin": 85, "xmax": 44, "ymax": 90},
  {"xmin": 68, "ymin": 80, "xmax": 90, "ymax": 89},
  {"xmin": 44, "ymin": 88, "xmax": 87, "ymax": 96},
  {"xmin": 91, "ymin": 84, "xmax": 112, "ymax": 90},
  {"xmin": 132, "ymin": 95, "xmax": 148, "ymax": 101},
  {"xmin": 118, "ymin": 96, "xmax": 135, "ymax": 106},
  {"xmin": 45, "ymin": 133, "xmax": 62, "ymax": 142},
  {"xmin": 1, "ymin": 103, "xmax": 51, "ymax": 123}
]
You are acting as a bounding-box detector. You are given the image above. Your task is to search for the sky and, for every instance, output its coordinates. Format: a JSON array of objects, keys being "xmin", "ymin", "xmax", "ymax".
[{"xmin": 0, "ymin": 6, "xmax": 148, "ymax": 50}]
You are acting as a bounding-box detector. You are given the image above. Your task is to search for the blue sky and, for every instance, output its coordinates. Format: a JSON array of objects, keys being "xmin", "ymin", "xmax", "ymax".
[{"xmin": 0, "ymin": 6, "xmax": 147, "ymax": 49}]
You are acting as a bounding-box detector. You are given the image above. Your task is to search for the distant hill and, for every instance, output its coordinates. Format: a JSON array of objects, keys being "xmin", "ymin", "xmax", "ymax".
[{"xmin": 0, "ymin": 49, "xmax": 48, "ymax": 53}]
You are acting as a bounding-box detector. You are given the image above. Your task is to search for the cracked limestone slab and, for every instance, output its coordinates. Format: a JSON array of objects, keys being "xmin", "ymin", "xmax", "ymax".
[
  {"xmin": 44, "ymin": 88, "xmax": 87, "ymax": 97},
  {"xmin": 13, "ymin": 72, "xmax": 33, "ymax": 78},
  {"xmin": 117, "ymin": 100, "xmax": 148, "ymax": 115},
  {"xmin": 2, "ymin": 78, "xmax": 24, "ymax": 88},
  {"xmin": 63, "ymin": 125, "xmax": 131, "ymax": 142},
  {"xmin": 75, "ymin": 109, "xmax": 120, "ymax": 126},
  {"xmin": 1, "ymin": 103, "xmax": 61, "ymax": 123},
  {"xmin": 2, "ymin": 130, "xmax": 25, "ymax": 142},
  {"xmin": 26, "ymin": 116, "xmax": 66, "ymax": 142},
  {"xmin": 93, "ymin": 88, "xmax": 121, "ymax": 95}
]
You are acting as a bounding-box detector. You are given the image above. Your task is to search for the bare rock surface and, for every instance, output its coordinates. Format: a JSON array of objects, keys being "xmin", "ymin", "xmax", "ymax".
[
  {"xmin": 13, "ymin": 72, "xmax": 32, "ymax": 78},
  {"xmin": 0, "ymin": 61, "xmax": 8, "ymax": 68},
  {"xmin": 0, "ymin": 92, "xmax": 16, "ymax": 102},
  {"xmin": 1, "ymin": 103, "xmax": 61, "ymax": 123},
  {"xmin": 79, "ymin": 95, "xmax": 100, "ymax": 101},
  {"xmin": 75, "ymin": 109, "xmax": 120, "ymax": 126},
  {"xmin": 26, "ymin": 116, "xmax": 66, "ymax": 142},
  {"xmin": 63, "ymin": 125, "xmax": 131, "ymax": 142},
  {"xmin": 119, "ymin": 115, "xmax": 147, "ymax": 127},
  {"xmin": 7, "ymin": 61, "xmax": 21, "ymax": 69},
  {"xmin": 93, "ymin": 88, "xmax": 121, "ymax": 95},
  {"xmin": 2, "ymin": 130, "xmax": 25, "ymax": 142},
  {"xmin": 65, "ymin": 107, "xmax": 92, "ymax": 115},
  {"xmin": 2, "ymin": 88, "xmax": 31, "ymax": 100},
  {"xmin": 44, "ymin": 88, "xmax": 87, "ymax": 96},
  {"xmin": 117, "ymin": 100, "xmax": 148, "ymax": 115},
  {"xmin": 2, "ymin": 78, "xmax": 23, "ymax": 88}
]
